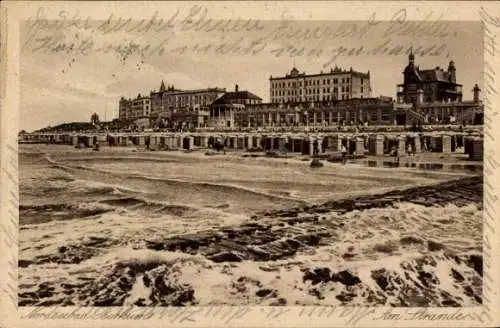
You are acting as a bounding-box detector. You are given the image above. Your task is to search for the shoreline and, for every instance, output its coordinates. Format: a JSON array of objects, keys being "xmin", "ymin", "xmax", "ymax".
[{"xmin": 22, "ymin": 143, "xmax": 482, "ymax": 170}]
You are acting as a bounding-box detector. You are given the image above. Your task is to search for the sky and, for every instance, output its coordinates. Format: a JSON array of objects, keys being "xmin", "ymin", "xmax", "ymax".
[{"xmin": 19, "ymin": 12, "xmax": 483, "ymax": 132}]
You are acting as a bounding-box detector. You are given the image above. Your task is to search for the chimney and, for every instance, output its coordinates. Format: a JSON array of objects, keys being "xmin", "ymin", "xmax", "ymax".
[
  {"xmin": 473, "ymin": 84, "xmax": 481, "ymax": 102},
  {"xmin": 235, "ymin": 84, "xmax": 239, "ymax": 92},
  {"xmin": 448, "ymin": 60, "xmax": 456, "ymax": 83}
]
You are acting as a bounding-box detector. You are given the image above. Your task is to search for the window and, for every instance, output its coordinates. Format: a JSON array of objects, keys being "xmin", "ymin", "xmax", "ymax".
[{"xmin": 381, "ymin": 110, "xmax": 391, "ymax": 121}]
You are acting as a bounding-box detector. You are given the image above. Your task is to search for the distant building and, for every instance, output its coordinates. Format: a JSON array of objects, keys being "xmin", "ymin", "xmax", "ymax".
[
  {"xmin": 235, "ymin": 97, "xmax": 395, "ymax": 128},
  {"xmin": 150, "ymin": 80, "xmax": 226, "ymax": 119},
  {"xmin": 397, "ymin": 52, "xmax": 462, "ymax": 104},
  {"xmin": 209, "ymin": 85, "xmax": 263, "ymax": 128},
  {"xmin": 269, "ymin": 66, "xmax": 371, "ymax": 103},
  {"xmin": 394, "ymin": 53, "xmax": 482, "ymax": 125},
  {"xmin": 115, "ymin": 55, "xmax": 483, "ymax": 130},
  {"xmin": 118, "ymin": 94, "xmax": 151, "ymax": 120}
]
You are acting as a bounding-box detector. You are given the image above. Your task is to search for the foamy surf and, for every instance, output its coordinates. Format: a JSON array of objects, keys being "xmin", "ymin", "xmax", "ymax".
[
  {"xmin": 19, "ymin": 146, "xmax": 483, "ymax": 307},
  {"xmin": 19, "ymin": 200, "xmax": 483, "ymax": 307}
]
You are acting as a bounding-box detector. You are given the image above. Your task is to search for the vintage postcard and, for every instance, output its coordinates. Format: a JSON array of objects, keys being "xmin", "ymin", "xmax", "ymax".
[{"xmin": 1, "ymin": 1, "xmax": 499, "ymax": 327}]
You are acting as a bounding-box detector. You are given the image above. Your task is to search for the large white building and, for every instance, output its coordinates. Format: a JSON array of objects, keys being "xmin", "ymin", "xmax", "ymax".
[
  {"xmin": 269, "ymin": 66, "xmax": 372, "ymax": 103},
  {"xmin": 150, "ymin": 81, "xmax": 226, "ymax": 117}
]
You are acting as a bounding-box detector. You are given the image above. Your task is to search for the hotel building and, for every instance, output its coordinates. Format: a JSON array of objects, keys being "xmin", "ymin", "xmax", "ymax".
[
  {"xmin": 118, "ymin": 94, "xmax": 151, "ymax": 120},
  {"xmin": 150, "ymin": 81, "xmax": 226, "ymax": 118},
  {"xmin": 117, "ymin": 54, "xmax": 482, "ymax": 129},
  {"xmin": 234, "ymin": 54, "xmax": 483, "ymax": 128},
  {"xmin": 269, "ymin": 66, "xmax": 372, "ymax": 103}
]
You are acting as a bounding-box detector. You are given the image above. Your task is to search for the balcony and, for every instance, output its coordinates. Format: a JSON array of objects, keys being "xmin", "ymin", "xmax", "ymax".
[{"xmin": 394, "ymin": 103, "xmax": 413, "ymax": 111}]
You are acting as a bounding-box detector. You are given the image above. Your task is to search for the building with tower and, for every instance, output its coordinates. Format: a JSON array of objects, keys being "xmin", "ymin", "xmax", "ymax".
[
  {"xmin": 393, "ymin": 53, "xmax": 483, "ymax": 126},
  {"xmin": 269, "ymin": 66, "xmax": 372, "ymax": 103},
  {"xmin": 397, "ymin": 52, "xmax": 462, "ymax": 104},
  {"xmin": 116, "ymin": 54, "xmax": 483, "ymax": 130}
]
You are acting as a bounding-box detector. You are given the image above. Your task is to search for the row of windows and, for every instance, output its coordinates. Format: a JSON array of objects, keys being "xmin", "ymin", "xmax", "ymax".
[
  {"xmin": 160, "ymin": 98, "xmax": 215, "ymax": 104},
  {"xmin": 271, "ymin": 78, "xmax": 354, "ymax": 89},
  {"xmin": 236, "ymin": 109, "xmax": 391, "ymax": 122},
  {"xmin": 272, "ymin": 87, "xmax": 355, "ymax": 97},
  {"xmin": 159, "ymin": 94, "xmax": 219, "ymax": 101},
  {"xmin": 271, "ymin": 94, "xmax": 355, "ymax": 102}
]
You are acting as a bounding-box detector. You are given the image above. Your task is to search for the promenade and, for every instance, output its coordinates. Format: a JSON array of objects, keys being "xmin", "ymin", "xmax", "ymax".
[{"xmin": 19, "ymin": 127, "xmax": 484, "ymax": 159}]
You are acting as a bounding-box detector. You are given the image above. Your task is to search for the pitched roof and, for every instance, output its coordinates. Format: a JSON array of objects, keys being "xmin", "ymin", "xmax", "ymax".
[
  {"xmin": 419, "ymin": 69, "xmax": 452, "ymax": 82},
  {"xmin": 212, "ymin": 91, "xmax": 262, "ymax": 105}
]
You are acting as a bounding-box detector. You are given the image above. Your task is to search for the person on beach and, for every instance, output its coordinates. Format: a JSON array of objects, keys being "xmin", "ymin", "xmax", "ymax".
[
  {"xmin": 407, "ymin": 143, "xmax": 413, "ymax": 157},
  {"xmin": 393, "ymin": 146, "xmax": 400, "ymax": 162},
  {"xmin": 341, "ymin": 144, "xmax": 347, "ymax": 164}
]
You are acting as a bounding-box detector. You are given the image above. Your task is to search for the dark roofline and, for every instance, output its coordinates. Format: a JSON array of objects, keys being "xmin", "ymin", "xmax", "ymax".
[
  {"xmin": 226, "ymin": 90, "xmax": 263, "ymax": 100},
  {"xmin": 121, "ymin": 94, "xmax": 151, "ymax": 101},
  {"xmin": 211, "ymin": 90, "xmax": 263, "ymax": 104},
  {"xmin": 151, "ymin": 87, "xmax": 226, "ymax": 96}
]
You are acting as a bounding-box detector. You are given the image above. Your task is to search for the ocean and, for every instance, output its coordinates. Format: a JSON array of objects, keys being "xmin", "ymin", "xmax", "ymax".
[{"xmin": 19, "ymin": 145, "xmax": 483, "ymax": 307}]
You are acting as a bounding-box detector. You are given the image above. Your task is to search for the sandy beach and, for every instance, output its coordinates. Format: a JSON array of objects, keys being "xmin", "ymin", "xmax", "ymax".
[{"xmin": 19, "ymin": 144, "xmax": 483, "ymax": 307}]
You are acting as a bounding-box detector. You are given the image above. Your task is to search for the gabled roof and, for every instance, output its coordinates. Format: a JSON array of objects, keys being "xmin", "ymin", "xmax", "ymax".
[
  {"xmin": 211, "ymin": 91, "xmax": 262, "ymax": 105},
  {"xmin": 419, "ymin": 69, "xmax": 452, "ymax": 82}
]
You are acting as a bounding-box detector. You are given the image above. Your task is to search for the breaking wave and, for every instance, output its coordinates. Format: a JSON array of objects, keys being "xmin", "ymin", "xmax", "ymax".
[
  {"xmin": 20, "ymin": 196, "xmax": 201, "ymax": 225},
  {"xmin": 19, "ymin": 145, "xmax": 483, "ymax": 307}
]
